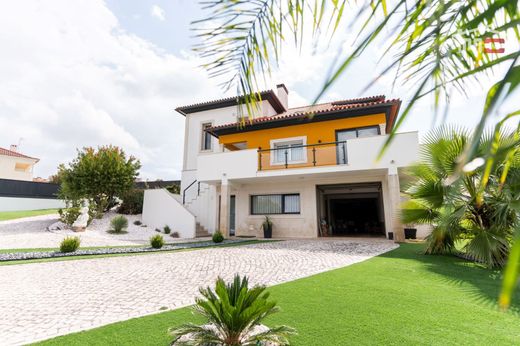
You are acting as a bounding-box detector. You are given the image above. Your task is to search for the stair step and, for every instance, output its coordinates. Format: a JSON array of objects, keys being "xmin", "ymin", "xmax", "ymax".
[{"xmin": 196, "ymin": 222, "xmax": 210, "ymax": 238}]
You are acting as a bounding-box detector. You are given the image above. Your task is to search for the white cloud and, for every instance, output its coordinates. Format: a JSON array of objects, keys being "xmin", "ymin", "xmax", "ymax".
[
  {"xmin": 150, "ymin": 4, "xmax": 165, "ymax": 21},
  {"xmin": 0, "ymin": 0, "xmax": 221, "ymax": 180}
]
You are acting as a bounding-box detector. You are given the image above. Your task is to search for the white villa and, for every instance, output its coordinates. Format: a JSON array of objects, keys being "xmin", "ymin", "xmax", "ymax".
[
  {"xmin": 143, "ymin": 84, "xmax": 419, "ymax": 241},
  {"xmin": 0, "ymin": 145, "xmax": 39, "ymax": 182}
]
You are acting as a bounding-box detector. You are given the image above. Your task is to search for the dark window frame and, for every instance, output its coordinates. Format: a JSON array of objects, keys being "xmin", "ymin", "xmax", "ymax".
[
  {"xmin": 250, "ymin": 193, "xmax": 301, "ymax": 215},
  {"xmin": 201, "ymin": 122, "xmax": 213, "ymax": 151},
  {"xmin": 334, "ymin": 125, "xmax": 381, "ymax": 141}
]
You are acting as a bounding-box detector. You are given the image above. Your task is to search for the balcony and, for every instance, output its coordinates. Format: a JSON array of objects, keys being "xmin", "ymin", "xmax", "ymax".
[
  {"xmin": 197, "ymin": 131, "xmax": 419, "ymax": 182},
  {"xmin": 258, "ymin": 141, "xmax": 348, "ymax": 171}
]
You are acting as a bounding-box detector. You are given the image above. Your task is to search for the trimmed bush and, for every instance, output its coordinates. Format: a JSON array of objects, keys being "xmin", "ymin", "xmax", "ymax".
[
  {"xmin": 108, "ymin": 215, "xmax": 128, "ymax": 234},
  {"xmin": 59, "ymin": 199, "xmax": 97, "ymax": 226},
  {"xmin": 171, "ymin": 231, "xmax": 180, "ymax": 238},
  {"xmin": 150, "ymin": 234, "xmax": 165, "ymax": 249},
  {"xmin": 163, "ymin": 225, "xmax": 171, "ymax": 234},
  {"xmin": 59, "ymin": 236, "xmax": 81, "ymax": 253},
  {"xmin": 58, "ymin": 207, "xmax": 80, "ymax": 226},
  {"xmin": 133, "ymin": 220, "xmax": 142, "ymax": 226},
  {"xmin": 118, "ymin": 189, "xmax": 144, "ymax": 215},
  {"xmin": 212, "ymin": 231, "xmax": 224, "ymax": 243}
]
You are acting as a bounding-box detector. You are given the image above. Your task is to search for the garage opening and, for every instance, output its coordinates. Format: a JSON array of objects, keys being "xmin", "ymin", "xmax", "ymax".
[{"xmin": 317, "ymin": 182, "xmax": 385, "ymax": 237}]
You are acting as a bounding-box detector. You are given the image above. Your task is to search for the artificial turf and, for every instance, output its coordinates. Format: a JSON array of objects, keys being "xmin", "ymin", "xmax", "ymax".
[
  {"xmin": 0, "ymin": 209, "xmax": 58, "ymax": 221},
  {"xmin": 34, "ymin": 243, "xmax": 520, "ymax": 345}
]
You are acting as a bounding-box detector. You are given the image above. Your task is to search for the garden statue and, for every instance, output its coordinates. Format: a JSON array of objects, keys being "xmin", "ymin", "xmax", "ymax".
[{"xmin": 72, "ymin": 199, "xmax": 89, "ymax": 232}]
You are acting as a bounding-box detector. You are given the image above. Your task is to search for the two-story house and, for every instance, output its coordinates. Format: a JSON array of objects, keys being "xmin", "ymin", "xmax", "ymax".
[
  {"xmin": 0, "ymin": 145, "xmax": 39, "ymax": 181},
  {"xmin": 143, "ymin": 84, "xmax": 419, "ymax": 241}
]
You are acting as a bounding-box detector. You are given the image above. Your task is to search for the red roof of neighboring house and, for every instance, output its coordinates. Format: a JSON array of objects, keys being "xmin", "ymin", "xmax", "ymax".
[
  {"xmin": 0, "ymin": 147, "xmax": 39, "ymax": 162},
  {"xmin": 206, "ymin": 95, "xmax": 401, "ymax": 137}
]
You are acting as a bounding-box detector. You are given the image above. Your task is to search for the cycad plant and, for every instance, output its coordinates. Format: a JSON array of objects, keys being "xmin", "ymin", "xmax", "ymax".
[
  {"xmin": 402, "ymin": 126, "xmax": 520, "ymax": 268},
  {"xmin": 170, "ymin": 275, "xmax": 295, "ymax": 345}
]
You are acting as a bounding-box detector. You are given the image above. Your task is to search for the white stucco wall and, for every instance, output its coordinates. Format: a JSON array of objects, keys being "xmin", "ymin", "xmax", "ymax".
[
  {"xmin": 197, "ymin": 131, "xmax": 419, "ymax": 183},
  {"xmin": 225, "ymin": 173, "xmax": 395, "ymax": 238},
  {"xmin": 0, "ymin": 156, "xmax": 37, "ymax": 181},
  {"xmin": 0, "ymin": 197, "xmax": 64, "ymax": 212},
  {"xmin": 142, "ymin": 189, "xmax": 196, "ymax": 238},
  {"xmin": 181, "ymin": 100, "xmax": 277, "ymax": 175}
]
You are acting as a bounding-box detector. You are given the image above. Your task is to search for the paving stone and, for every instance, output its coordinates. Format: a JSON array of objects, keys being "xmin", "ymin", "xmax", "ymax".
[{"xmin": 0, "ymin": 239, "xmax": 397, "ymax": 345}]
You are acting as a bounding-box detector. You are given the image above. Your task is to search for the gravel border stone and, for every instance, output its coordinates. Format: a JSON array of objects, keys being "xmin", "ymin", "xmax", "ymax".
[{"xmin": 0, "ymin": 239, "xmax": 255, "ymax": 262}]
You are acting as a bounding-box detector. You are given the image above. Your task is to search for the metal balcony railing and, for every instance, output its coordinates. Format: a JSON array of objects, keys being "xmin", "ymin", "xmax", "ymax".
[{"xmin": 257, "ymin": 141, "xmax": 347, "ymax": 171}]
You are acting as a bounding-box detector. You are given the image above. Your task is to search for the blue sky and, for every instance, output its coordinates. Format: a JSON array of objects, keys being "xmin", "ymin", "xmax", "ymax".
[{"xmin": 0, "ymin": 1, "xmax": 516, "ymax": 180}]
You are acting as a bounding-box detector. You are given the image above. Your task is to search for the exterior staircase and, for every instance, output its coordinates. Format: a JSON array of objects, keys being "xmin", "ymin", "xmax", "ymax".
[
  {"xmin": 196, "ymin": 222, "xmax": 211, "ymax": 238},
  {"xmin": 183, "ymin": 181, "xmax": 213, "ymax": 237}
]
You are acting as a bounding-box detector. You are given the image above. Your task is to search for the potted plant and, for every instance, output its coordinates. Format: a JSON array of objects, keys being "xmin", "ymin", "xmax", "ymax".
[{"xmin": 262, "ymin": 216, "xmax": 272, "ymax": 238}]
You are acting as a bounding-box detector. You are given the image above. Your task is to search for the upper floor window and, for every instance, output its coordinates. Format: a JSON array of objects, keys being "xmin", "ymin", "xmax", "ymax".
[
  {"xmin": 336, "ymin": 126, "xmax": 380, "ymax": 142},
  {"xmin": 14, "ymin": 162, "xmax": 30, "ymax": 172},
  {"xmin": 201, "ymin": 122, "xmax": 213, "ymax": 151},
  {"xmin": 270, "ymin": 137, "xmax": 307, "ymax": 165}
]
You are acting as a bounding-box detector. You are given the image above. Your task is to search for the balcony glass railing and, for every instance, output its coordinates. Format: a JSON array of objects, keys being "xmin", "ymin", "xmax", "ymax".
[{"xmin": 258, "ymin": 141, "xmax": 347, "ymax": 171}]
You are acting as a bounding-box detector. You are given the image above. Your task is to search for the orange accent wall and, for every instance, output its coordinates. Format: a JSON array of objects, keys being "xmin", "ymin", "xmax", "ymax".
[{"xmin": 219, "ymin": 113, "xmax": 386, "ymax": 149}]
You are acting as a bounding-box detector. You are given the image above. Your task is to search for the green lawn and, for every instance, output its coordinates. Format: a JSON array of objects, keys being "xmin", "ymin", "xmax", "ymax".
[
  {"xmin": 0, "ymin": 209, "xmax": 58, "ymax": 221},
  {"xmin": 34, "ymin": 243, "xmax": 520, "ymax": 345}
]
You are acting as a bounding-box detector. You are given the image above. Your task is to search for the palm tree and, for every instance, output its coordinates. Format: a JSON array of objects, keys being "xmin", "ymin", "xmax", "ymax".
[
  {"xmin": 170, "ymin": 275, "xmax": 296, "ymax": 345},
  {"xmin": 191, "ymin": 0, "xmax": 520, "ymax": 309},
  {"xmin": 402, "ymin": 126, "xmax": 520, "ymax": 268}
]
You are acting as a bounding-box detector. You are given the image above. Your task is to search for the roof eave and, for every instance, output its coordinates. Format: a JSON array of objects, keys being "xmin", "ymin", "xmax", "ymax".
[
  {"xmin": 208, "ymin": 102, "xmax": 400, "ymax": 137},
  {"xmin": 175, "ymin": 90, "xmax": 286, "ymax": 115}
]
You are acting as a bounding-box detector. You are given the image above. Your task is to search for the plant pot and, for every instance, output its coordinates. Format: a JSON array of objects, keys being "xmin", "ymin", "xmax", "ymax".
[
  {"xmin": 388, "ymin": 232, "xmax": 393, "ymax": 240},
  {"xmin": 263, "ymin": 224, "xmax": 272, "ymax": 238},
  {"xmin": 404, "ymin": 228, "xmax": 417, "ymax": 239}
]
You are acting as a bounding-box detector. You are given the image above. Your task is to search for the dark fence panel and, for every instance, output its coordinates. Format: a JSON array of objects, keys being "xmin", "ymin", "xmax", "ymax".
[
  {"xmin": 0, "ymin": 179, "xmax": 59, "ymax": 199},
  {"xmin": 0, "ymin": 179, "xmax": 181, "ymax": 199}
]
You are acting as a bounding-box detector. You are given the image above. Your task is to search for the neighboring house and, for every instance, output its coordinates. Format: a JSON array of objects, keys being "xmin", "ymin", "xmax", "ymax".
[
  {"xmin": 0, "ymin": 145, "xmax": 39, "ymax": 181},
  {"xmin": 143, "ymin": 84, "xmax": 419, "ymax": 240}
]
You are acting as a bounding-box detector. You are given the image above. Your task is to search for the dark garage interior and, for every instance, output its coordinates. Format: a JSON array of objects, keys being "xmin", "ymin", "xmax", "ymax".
[{"xmin": 317, "ymin": 182, "xmax": 385, "ymax": 237}]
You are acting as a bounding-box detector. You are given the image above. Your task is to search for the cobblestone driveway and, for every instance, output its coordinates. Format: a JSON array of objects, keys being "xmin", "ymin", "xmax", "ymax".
[{"xmin": 0, "ymin": 239, "xmax": 397, "ymax": 345}]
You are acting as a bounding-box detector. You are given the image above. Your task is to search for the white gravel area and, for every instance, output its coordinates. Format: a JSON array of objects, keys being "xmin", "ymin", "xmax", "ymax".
[{"xmin": 0, "ymin": 212, "xmax": 191, "ymax": 249}]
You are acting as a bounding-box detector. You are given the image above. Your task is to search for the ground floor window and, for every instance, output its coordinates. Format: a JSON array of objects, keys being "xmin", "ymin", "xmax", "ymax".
[{"xmin": 250, "ymin": 194, "xmax": 300, "ymax": 215}]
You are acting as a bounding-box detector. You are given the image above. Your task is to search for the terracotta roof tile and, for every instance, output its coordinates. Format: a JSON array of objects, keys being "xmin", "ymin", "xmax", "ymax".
[
  {"xmin": 208, "ymin": 96, "xmax": 400, "ymax": 132},
  {"xmin": 0, "ymin": 147, "xmax": 39, "ymax": 161}
]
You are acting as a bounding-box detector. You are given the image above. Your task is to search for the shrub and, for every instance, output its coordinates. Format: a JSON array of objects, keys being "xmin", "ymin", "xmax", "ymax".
[
  {"xmin": 58, "ymin": 199, "xmax": 96, "ymax": 226},
  {"xmin": 150, "ymin": 234, "xmax": 165, "ymax": 249},
  {"xmin": 171, "ymin": 231, "xmax": 179, "ymax": 238},
  {"xmin": 118, "ymin": 189, "xmax": 144, "ymax": 215},
  {"xmin": 58, "ymin": 206, "xmax": 80, "ymax": 226},
  {"xmin": 169, "ymin": 275, "xmax": 295, "ymax": 345},
  {"xmin": 59, "ymin": 236, "xmax": 81, "ymax": 253},
  {"xmin": 108, "ymin": 215, "xmax": 128, "ymax": 234},
  {"xmin": 155, "ymin": 228, "xmax": 161, "ymax": 232},
  {"xmin": 166, "ymin": 184, "xmax": 180, "ymax": 194},
  {"xmin": 163, "ymin": 225, "xmax": 171, "ymax": 234},
  {"xmin": 212, "ymin": 231, "xmax": 224, "ymax": 243},
  {"xmin": 133, "ymin": 220, "xmax": 142, "ymax": 226}
]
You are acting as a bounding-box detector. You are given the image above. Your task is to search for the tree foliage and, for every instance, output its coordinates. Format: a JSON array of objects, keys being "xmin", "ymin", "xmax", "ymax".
[
  {"xmin": 58, "ymin": 146, "xmax": 141, "ymax": 213},
  {"xmin": 402, "ymin": 126, "xmax": 520, "ymax": 268}
]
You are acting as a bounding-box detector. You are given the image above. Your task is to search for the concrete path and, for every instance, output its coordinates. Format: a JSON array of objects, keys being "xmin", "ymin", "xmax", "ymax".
[{"xmin": 0, "ymin": 239, "xmax": 397, "ymax": 345}]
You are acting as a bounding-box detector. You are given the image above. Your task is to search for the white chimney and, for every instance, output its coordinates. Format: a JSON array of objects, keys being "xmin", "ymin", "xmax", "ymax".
[
  {"xmin": 276, "ymin": 83, "xmax": 289, "ymax": 110},
  {"xmin": 10, "ymin": 144, "xmax": 18, "ymax": 152}
]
